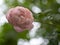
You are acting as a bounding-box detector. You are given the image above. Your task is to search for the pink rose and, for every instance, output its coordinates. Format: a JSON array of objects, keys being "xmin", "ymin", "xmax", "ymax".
[{"xmin": 6, "ymin": 6, "xmax": 34, "ymax": 32}]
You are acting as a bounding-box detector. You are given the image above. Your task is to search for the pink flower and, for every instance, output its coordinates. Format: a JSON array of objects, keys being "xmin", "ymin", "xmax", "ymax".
[{"xmin": 6, "ymin": 6, "xmax": 34, "ymax": 32}]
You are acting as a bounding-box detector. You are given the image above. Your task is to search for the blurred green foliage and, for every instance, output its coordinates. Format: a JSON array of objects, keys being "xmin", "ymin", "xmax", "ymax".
[
  {"xmin": 0, "ymin": 23, "xmax": 29, "ymax": 45},
  {"xmin": 0, "ymin": 0, "xmax": 60, "ymax": 45}
]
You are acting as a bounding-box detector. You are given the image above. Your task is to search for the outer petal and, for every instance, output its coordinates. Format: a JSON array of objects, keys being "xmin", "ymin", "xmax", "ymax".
[{"xmin": 14, "ymin": 26, "xmax": 23, "ymax": 32}]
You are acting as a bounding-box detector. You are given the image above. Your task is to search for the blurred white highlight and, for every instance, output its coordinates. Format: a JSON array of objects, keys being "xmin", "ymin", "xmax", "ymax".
[
  {"xmin": 18, "ymin": 37, "xmax": 45, "ymax": 45},
  {"xmin": 0, "ymin": 15, "xmax": 8, "ymax": 26},
  {"xmin": 29, "ymin": 22, "xmax": 41, "ymax": 38},
  {"xmin": 32, "ymin": 6, "xmax": 41, "ymax": 13},
  {"xmin": 17, "ymin": 39, "xmax": 27, "ymax": 45},
  {"xmin": 0, "ymin": 4, "xmax": 8, "ymax": 12},
  {"xmin": 59, "ymin": 42, "xmax": 60, "ymax": 45},
  {"xmin": 0, "ymin": 0, "xmax": 4, "ymax": 5},
  {"xmin": 18, "ymin": 38, "xmax": 49, "ymax": 45},
  {"xmin": 0, "ymin": 9, "xmax": 4, "ymax": 18},
  {"xmin": 56, "ymin": 0, "xmax": 60, "ymax": 4},
  {"xmin": 29, "ymin": 37, "xmax": 44, "ymax": 45}
]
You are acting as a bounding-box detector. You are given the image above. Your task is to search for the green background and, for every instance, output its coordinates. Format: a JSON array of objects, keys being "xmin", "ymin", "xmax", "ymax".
[{"xmin": 0, "ymin": 0, "xmax": 60, "ymax": 45}]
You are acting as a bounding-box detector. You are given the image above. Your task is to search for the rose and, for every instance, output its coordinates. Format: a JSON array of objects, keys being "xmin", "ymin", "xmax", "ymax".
[{"xmin": 6, "ymin": 6, "xmax": 34, "ymax": 32}]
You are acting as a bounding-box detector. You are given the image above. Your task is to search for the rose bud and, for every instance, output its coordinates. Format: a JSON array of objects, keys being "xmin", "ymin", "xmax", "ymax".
[{"xmin": 6, "ymin": 6, "xmax": 34, "ymax": 32}]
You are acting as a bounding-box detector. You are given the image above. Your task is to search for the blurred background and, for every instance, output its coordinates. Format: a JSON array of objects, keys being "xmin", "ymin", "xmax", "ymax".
[{"xmin": 0, "ymin": 0, "xmax": 60, "ymax": 45}]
